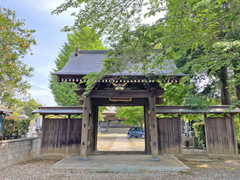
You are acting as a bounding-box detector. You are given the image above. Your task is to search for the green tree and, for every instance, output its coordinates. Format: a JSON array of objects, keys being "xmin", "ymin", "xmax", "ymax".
[
  {"xmin": 98, "ymin": 106, "xmax": 108, "ymax": 121},
  {"xmin": 115, "ymin": 106, "xmax": 144, "ymax": 127},
  {"xmin": 0, "ymin": 7, "xmax": 36, "ymax": 107},
  {"xmin": 49, "ymin": 27, "xmax": 106, "ymax": 106},
  {"xmin": 53, "ymin": 0, "xmax": 240, "ymax": 106},
  {"xmin": 23, "ymin": 98, "xmax": 40, "ymax": 120}
]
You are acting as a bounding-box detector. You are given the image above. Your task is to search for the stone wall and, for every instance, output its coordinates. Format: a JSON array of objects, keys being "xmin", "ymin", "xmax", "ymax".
[{"xmin": 0, "ymin": 137, "xmax": 40, "ymax": 169}]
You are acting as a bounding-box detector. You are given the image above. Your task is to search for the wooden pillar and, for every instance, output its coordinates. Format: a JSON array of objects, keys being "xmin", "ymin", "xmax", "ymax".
[
  {"xmin": 87, "ymin": 102, "xmax": 94, "ymax": 155},
  {"xmin": 40, "ymin": 114, "xmax": 45, "ymax": 155},
  {"xmin": 204, "ymin": 113, "xmax": 210, "ymax": 154},
  {"xmin": 230, "ymin": 115, "xmax": 238, "ymax": 154},
  {"xmin": 80, "ymin": 96, "xmax": 91, "ymax": 160},
  {"xmin": 66, "ymin": 114, "xmax": 71, "ymax": 154},
  {"xmin": 93, "ymin": 106, "xmax": 99, "ymax": 151},
  {"xmin": 144, "ymin": 105, "xmax": 151, "ymax": 154},
  {"xmin": 148, "ymin": 89, "xmax": 160, "ymax": 161},
  {"xmin": 107, "ymin": 120, "xmax": 110, "ymax": 131},
  {"xmin": 178, "ymin": 114, "xmax": 183, "ymax": 154}
]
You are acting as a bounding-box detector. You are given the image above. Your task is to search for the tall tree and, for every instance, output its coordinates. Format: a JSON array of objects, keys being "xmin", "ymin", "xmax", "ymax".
[
  {"xmin": 115, "ymin": 106, "xmax": 144, "ymax": 127},
  {"xmin": 49, "ymin": 27, "xmax": 106, "ymax": 106},
  {"xmin": 0, "ymin": 7, "xmax": 36, "ymax": 107},
  {"xmin": 53, "ymin": 0, "xmax": 240, "ymax": 106},
  {"xmin": 22, "ymin": 98, "xmax": 40, "ymax": 120}
]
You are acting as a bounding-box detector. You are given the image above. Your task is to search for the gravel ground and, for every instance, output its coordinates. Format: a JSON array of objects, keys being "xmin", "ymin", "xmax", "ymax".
[{"xmin": 1, "ymin": 156, "xmax": 240, "ymax": 180}]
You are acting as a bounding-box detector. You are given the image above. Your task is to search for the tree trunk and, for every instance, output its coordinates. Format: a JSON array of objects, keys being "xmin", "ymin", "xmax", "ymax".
[
  {"xmin": 236, "ymin": 85, "xmax": 240, "ymax": 104},
  {"xmin": 219, "ymin": 65, "xmax": 232, "ymax": 105}
]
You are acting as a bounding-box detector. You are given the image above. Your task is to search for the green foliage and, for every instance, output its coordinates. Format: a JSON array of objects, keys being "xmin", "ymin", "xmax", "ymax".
[
  {"xmin": 3, "ymin": 118, "xmax": 30, "ymax": 139},
  {"xmin": 8, "ymin": 98, "xmax": 40, "ymax": 120},
  {"xmin": 0, "ymin": 7, "xmax": 36, "ymax": 107},
  {"xmin": 22, "ymin": 98, "xmax": 40, "ymax": 120},
  {"xmin": 234, "ymin": 114, "xmax": 240, "ymax": 142},
  {"xmin": 49, "ymin": 27, "xmax": 106, "ymax": 106},
  {"xmin": 116, "ymin": 106, "xmax": 144, "ymax": 127},
  {"xmin": 156, "ymin": 114, "xmax": 178, "ymax": 118},
  {"xmin": 193, "ymin": 122, "xmax": 206, "ymax": 148},
  {"xmin": 163, "ymin": 80, "xmax": 211, "ymax": 109},
  {"xmin": 235, "ymin": 121, "xmax": 240, "ymax": 142},
  {"xmin": 184, "ymin": 96, "xmax": 211, "ymax": 109},
  {"xmin": 98, "ymin": 106, "xmax": 107, "ymax": 121},
  {"xmin": 53, "ymin": 0, "xmax": 240, "ymax": 103}
]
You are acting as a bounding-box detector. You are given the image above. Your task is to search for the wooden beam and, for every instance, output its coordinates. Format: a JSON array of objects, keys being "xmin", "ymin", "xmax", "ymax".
[
  {"xmin": 156, "ymin": 97, "xmax": 164, "ymax": 105},
  {"xmin": 148, "ymin": 89, "xmax": 160, "ymax": 161},
  {"xmin": 90, "ymin": 90, "xmax": 164, "ymax": 98},
  {"xmin": 92, "ymin": 98, "xmax": 148, "ymax": 106},
  {"xmin": 80, "ymin": 96, "xmax": 90, "ymax": 160}
]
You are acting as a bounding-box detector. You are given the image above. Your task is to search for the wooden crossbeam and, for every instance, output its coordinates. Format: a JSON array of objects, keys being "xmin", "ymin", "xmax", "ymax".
[{"xmin": 90, "ymin": 90, "xmax": 164, "ymax": 98}]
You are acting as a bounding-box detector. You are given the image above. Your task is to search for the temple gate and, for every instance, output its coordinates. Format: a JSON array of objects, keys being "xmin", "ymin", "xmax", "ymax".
[{"xmin": 33, "ymin": 50, "xmax": 239, "ymax": 160}]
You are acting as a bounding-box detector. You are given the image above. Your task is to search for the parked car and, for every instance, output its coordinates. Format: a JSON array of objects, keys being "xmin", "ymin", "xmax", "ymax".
[{"xmin": 127, "ymin": 127, "xmax": 145, "ymax": 139}]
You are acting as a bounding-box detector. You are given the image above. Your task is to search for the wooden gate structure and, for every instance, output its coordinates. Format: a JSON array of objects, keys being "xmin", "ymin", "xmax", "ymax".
[
  {"xmin": 33, "ymin": 50, "xmax": 240, "ymax": 160},
  {"xmin": 156, "ymin": 106, "xmax": 239, "ymax": 155}
]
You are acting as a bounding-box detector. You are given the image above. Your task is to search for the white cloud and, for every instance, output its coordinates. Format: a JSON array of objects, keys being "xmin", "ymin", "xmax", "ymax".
[
  {"xmin": 29, "ymin": 81, "xmax": 50, "ymax": 91},
  {"xmin": 29, "ymin": 89, "xmax": 56, "ymax": 106}
]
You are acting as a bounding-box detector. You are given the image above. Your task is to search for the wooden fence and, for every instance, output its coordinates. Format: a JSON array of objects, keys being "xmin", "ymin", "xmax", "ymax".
[
  {"xmin": 41, "ymin": 118, "xmax": 82, "ymax": 154},
  {"xmin": 157, "ymin": 118, "xmax": 182, "ymax": 154},
  {"xmin": 205, "ymin": 116, "xmax": 238, "ymax": 154}
]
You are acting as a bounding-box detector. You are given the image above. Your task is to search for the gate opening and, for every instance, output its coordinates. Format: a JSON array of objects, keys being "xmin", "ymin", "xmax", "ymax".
[
  {"xmin": 96, "ymin": 106, "xmax": 145, "ymax": 152},
  {"xmin": 181, "ymin": 116, "xmax": 207, "ymax": 155}
]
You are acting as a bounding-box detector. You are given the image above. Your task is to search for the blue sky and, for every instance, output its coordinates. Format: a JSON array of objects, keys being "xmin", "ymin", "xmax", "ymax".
[{"xmin": 1, "ymin": 0, "xmax": 76, "ymax": 106}]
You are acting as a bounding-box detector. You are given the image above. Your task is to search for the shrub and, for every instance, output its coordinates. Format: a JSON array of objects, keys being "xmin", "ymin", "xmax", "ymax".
[
  {"xmin": 2, "ymin": 118, "xmax": 30, "ymax": 140},
  {"xmin": 235, "ymin": 121, "xmax": 240, "ymax": 142},
  {"xmin": 193, "ymin": 122, "xmax": 206, "ymax": 148}
]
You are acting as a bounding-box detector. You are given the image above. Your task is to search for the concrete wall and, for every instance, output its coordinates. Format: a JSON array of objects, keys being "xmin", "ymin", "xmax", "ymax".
[{"xmin": 0, "ymin": 137, "xmax": 40, "ymax": 169}]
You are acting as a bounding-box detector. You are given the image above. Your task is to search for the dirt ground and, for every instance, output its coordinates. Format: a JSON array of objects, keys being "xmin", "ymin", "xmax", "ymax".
[
  {"xmin": 97, "ymin": 134, "xmax": 145, "ymax": 151},
  {"xmin": 1, "ymin": 155, "xmax": 240, "ymax": 180},
  {"xmin": 1, "ymin": 133, "xmax": 240, "ymax": 180}
]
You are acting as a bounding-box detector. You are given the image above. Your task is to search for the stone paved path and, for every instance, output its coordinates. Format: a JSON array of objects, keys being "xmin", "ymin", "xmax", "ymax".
[{"xmin": 97, "ymin": 134, "xmax": 144, "ymax": 151}]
